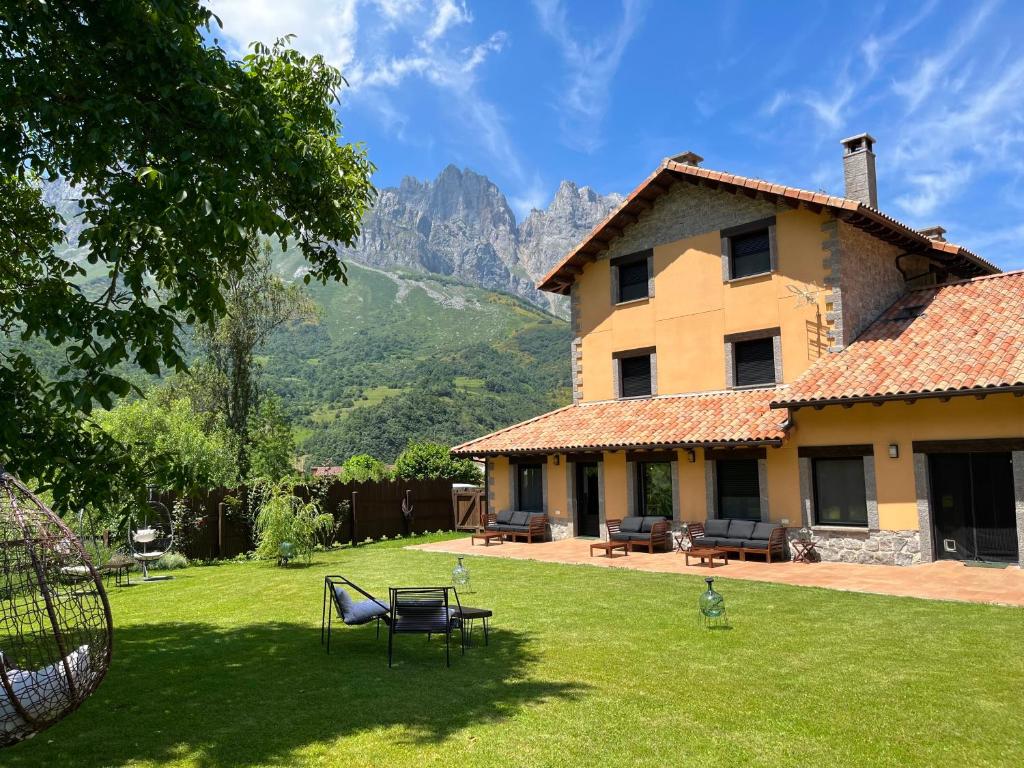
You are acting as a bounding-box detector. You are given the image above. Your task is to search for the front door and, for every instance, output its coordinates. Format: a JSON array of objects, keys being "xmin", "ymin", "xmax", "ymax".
[
  {"xmin": 575, "ymin": 462, "xmax": 600, "ymax": 537},
  {"xmin": 929, "ymin": 452, "xmax": 1018, "ymax": 562}
]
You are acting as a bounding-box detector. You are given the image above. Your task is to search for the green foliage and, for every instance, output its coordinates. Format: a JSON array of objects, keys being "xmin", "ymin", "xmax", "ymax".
[
  {"xmin": 0, "ymin": 3, "xmax": 374, "ymax": 513},
  {"xmin": 393, "ymin": 442, "xmax": 482, "ymax": 485},
  {"xmin": 247, "ymin": 396, "xmax": 297, "ymax": 483},
  {"xmin": 148, "ymin": 552, "xmax": 190, "ymax": 571},
  {"xmin": 340, "ymin": 454, "xmax": 389, "ymax": 482},
  {"xmin": 252, "ymin": 479, "xmax": 333, "ymax": 562}
]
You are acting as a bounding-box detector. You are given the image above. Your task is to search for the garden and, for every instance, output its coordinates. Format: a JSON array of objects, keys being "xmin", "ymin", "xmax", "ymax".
[{"xmin": 5, "ymin": 534, "xmax": 1024, "ymax": 768}]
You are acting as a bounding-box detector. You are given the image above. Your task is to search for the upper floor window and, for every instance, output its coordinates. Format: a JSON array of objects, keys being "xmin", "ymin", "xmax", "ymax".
[
  {"xmin": 611, "ymin": 250, "xmax": 653, "ymax": 303},
  {"xmin": 614, "ymin": 348, "xmax": 655, "ymax": 398},
  {"xmin": 734, "ymin": 338, "xmax": 775, "ymax": 387},
  {"xmin": 721, "ymin": 217, "xmax": 777, "ymax": 280}
]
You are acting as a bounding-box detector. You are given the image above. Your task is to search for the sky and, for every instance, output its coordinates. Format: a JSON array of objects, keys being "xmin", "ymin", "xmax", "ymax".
[{"xmin": 208, "ymin": 0, "xmax": 1024, "ymax": 271}]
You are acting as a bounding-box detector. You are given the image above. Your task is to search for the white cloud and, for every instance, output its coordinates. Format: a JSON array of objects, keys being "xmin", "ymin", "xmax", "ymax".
[
  {"xmin": 425, "ymin": 0, "xmax": 471, "ymax": 43},
  {"xmin": 891, "ymin": 0, "xmax": 997, "ymax": 113},
  {"xmin": 533, "ymin": 0, "xmax": 646, "ymax": 153}
]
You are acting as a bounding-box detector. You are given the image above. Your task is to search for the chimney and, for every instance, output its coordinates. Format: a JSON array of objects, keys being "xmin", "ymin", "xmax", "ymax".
[
  {"xmin": 919, "ymin": 226, "xmax": 947, "ymax": 242},
  {"xmin": 670, "ymin": 151, "xmax": 704, "ymax": 167},
  {"xmin": 840, "ymin": 133, "xmax": 877, "ymax": 208}
]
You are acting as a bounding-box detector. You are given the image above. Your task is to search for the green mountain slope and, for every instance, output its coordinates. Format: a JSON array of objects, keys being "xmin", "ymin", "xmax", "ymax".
[{"xmin": 262, "ymin": 260, "xmax": 571, "ymax": 464}]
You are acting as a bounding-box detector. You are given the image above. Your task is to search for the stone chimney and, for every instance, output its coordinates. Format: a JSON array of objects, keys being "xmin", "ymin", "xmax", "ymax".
[
  {"xmin": 670, "ymin": 151, "xmax": 704, "ymax": 167},
  {"xmin": 919, "ymin": 226, "xmax": 947, "ymax": 242},
  {"xmin": 840, "ymin": 133, "xmax": 877, "ymax": 208}
]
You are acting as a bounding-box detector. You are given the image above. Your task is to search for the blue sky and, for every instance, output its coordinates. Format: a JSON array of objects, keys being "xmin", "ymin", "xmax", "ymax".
[{"xmin": 209, "ymin": 0, "xmax": 1024, "ymax": 270}]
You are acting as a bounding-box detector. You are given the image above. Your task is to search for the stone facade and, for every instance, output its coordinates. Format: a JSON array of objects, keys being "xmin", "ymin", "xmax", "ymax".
[
  {"xmin": 548, "ymin": 517, "xmax": 573, "ymax": 541},
  {"xmin": 570, "ymin": 285, "xmax": 583, "ymax": 403},
  {"xmin": 822, "ymin": 217, "xmax": 908, "ymax": 350},
  {"xmin": 601, "ymin": 183, "xmax": 781, "ymax": 262},
  {"xmin": 795, "ymin": 529, "xmax": 923, "ymax": 566}
]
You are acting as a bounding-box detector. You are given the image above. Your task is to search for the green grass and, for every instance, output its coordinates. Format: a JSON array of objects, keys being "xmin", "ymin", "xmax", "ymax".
[{"xmin": 8, "ymin": 537, "xmax": 1023, "ymax": 767}]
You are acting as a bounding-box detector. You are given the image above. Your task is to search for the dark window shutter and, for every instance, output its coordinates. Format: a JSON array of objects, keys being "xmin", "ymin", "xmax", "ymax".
[
  {"xmin": 813, "ymin": 458, "xmax": 868, "ymax": 526},
  {"xmin": 517, "ymin": 464, "xmax": 544, "ymax": 511},
  {"xmin": 617, "ymin": 260, "xmax": 649, "ymax": 302},
  {"xmin": 730, "ymin": 229, "xmax": 771, "ymax": 278},
  {"xmin": 734, "ymin": 338, "xmax": 775, "ymax": 386},
  {"xmin": 620, "ymin": 355, "xmax": 651, "ymax": 397},
  {"xmin": 716, "ymin": 459, "xmax": 761, "ymax": 520}
]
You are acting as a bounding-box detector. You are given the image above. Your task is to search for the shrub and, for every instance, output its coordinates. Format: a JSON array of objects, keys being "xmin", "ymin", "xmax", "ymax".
[
  {"xmin": 252, "ymin": 480, "xmax": 334, "ymax": 563},
  {"xmin": 341, "ymin": 453, "xmax": 389, "ymax": 482},
  {"xmin": 149, "ymin": 552, "xmax": 189, "ymax": 571},
  {"xmin": 392, "ymin": 441, "xmax": 482, "ymax": 484}
]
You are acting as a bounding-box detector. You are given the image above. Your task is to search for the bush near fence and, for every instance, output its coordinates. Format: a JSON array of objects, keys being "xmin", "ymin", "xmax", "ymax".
[{"xmin": 150, "ymin": 479, "xmax": 456, "ymax": 560}]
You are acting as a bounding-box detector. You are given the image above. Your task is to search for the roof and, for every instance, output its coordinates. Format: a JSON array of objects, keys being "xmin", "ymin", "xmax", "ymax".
[
  {"xmin": 451, "ymin": 388, "xmax": 789, "ymax": 457},
  {"xmin": 538, "ymin": 158, "xmax": 998, "ymax": 294},
  {"xmin": 311, "ymin": 466, "xmax": 343, "ymax": 477},
  {"xmin": 772, "ymin": 271, "xmax": 1024, "ymax": 409}
]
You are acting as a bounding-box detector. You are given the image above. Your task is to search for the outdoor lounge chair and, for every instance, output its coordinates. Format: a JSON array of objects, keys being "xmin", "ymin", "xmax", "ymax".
[
  {"xmin": 606, "ymin": 516, "xmax": 670, "ymax": 553},
  {"xmin": 387, "ymin": 586, "xmax": 464, "ymax": 668},
  {"xmin": 321, "ymin": 576, "xmax": 391, "ymax": 653},
  {"xmin": 687, "ymin": 520, "xmax": 787, "ymax": 562}
]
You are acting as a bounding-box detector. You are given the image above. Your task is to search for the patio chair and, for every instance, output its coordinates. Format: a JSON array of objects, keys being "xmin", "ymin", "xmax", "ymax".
[
  {"xmin": 321, "ymin": 576, "xmax": 391, "ymax": 653},
  {"xmin": 387, "ymin": 586, "xmax": 464, "ymax": 668}
]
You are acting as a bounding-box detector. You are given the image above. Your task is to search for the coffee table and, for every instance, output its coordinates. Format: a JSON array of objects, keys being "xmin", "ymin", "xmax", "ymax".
[
  {"xmin": 453, "ymin": 606, "xmax": 492, "ymax": 646},
  {"xmin": 685, "ymin": 546, "xmax": 727, "ymax": 567},
  {"xmin": 471, "ymin": 530, "xmax": 504, "ymax": 546},
  {"xmin": 589, "ymin": 540, "xmax": 628, "ymax": 558}
]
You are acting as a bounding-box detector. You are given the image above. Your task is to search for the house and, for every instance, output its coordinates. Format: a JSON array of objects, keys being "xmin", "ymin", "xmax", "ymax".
[{"xmin": 452, "ymin": 135, "xmax": 1024, "ymax": 567}]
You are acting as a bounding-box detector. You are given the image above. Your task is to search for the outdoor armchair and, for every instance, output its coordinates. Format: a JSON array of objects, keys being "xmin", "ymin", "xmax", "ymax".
[
  {"xmin": 321, "ymin": 576, "xmax": 391, "ymax": 653},
  {"xmin": 387, "ymin": 586, "xmax": 464, "ymax": 667}
]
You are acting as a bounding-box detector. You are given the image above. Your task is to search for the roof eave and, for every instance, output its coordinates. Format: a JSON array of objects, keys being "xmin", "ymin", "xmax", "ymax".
[
  {"xmin": 451, "ymin": 437, "xmax": 786, "ymax": 459},
  {"xmin": 771, "ymin": 384, "xmax": 1024, "ymax": 411}
]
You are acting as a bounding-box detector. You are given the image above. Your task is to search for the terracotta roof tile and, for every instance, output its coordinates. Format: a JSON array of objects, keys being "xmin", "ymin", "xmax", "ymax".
[
  {"xmin": 773, "ymin": 271, "xmax": 1024, "ymax": 407},
  {"xmin": 451, "ymin": 388, "xmax": 789, "ymax": 456}
]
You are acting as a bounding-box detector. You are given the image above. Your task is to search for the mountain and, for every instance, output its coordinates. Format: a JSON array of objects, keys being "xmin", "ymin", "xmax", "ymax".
[
  {"xmin": 346, "ymin": 166, "xmax": 622, "ymax": 316},
  {"xmin": 35, "ymin": 167, "xmax": 621, "ymax": 463}
]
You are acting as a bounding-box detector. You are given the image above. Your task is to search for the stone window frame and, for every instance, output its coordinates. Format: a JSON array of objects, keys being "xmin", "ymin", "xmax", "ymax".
[
  {"xmin": 509, "ymin": 455, "xmax": 548, "ymax": 512},
  {"xmin": 797, "ymin": 445, "xmax": 878, "ymax": 531},
  {"xmin": 610, "ymin": 249, "xmax": 654, "ymax": 305},
  {"xmin": 724, "ymin": 327, "xmax": 782, "ymax": 389},
  {"xmin": 720, "ymin": 216, "xmax": 778, "ymax": 282},
  {"xmin": 613, "ymin": 346, "xmax": 657, "ymax": 399},
  {"xmin": 704, "ymin": 447, "xmax": 769, "ymax": 522}
]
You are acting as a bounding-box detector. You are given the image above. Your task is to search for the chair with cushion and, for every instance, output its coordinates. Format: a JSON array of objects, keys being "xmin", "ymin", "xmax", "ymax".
[
  {"xmin": 607, "ymin": 516, "xmax": 670, "ymax": 553},
  {"xmin": 687, "ymin": 520, "xmax": 787, "ymax": 562},
  {"xmin": 484, "ymin": 510, "xmax": 548, "ymax": 542},
  {"xmin": 387, "ymin": 586, "xmax": 464, "ymax": 668},
  {"xmin": 321, "ymin": 576, "xmax": 391, "ymax": 653}
]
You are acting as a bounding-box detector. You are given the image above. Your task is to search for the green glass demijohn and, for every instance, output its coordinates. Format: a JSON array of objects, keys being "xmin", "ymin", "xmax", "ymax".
[
  {"xmin": 698, "ymin": 577, "xmax": 727, "ymax": 627},
  {"xmin": 452, "ymin": 556, "xmax": 470, "ymax": 592},
  {"xmin": 278, "ymin": 541, "xmax": 297, "ymax": 565}
]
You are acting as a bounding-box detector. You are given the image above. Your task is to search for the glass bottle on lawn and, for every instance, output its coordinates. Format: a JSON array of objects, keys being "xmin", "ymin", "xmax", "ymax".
[
  {"xmin": 452, "ymin": 556, "xmax": 471, "ymax": 593},
  {"xmin": 698, "ymin": 576, "xmax": 727, "ymax": 627}
]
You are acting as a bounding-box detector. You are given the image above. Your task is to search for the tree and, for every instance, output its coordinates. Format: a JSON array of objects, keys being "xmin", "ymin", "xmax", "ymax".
[
  {"xmin": 340, "ymin": 453, "xmax": 389, "ymax": 482},
  {"xmin": 194, "ymin": 238, "xmax": 317, "ymax": 475},
  {"xmin": 247, "ymin": 396, "xmax": 296, "ymax": 483},
  {"xmin": 393, "ymin": 442, "xmax": 483, "ymax": 485},
  {"xmin": 0, "ymin": 2, "xmax": 374, "ymax": 513}
]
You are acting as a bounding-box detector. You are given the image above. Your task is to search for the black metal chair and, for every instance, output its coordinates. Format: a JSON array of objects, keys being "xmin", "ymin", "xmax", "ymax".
[
  {"xmin": 321, "ymin": 576, "xmax": 390, "ymax": 653},
  {"xmin": 387, "ymin": 587, "xmax": 464, "ymax": 668}
]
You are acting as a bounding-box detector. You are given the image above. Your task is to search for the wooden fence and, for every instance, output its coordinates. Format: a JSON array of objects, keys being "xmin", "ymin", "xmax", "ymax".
[{"xmin": 160, "ymin": 478, "xmax": 461, "ymax": 560}]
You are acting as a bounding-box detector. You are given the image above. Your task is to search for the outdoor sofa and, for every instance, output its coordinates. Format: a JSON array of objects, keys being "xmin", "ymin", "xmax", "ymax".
[
  {"xmin": 607, "ymin": 516, "xmax": 670, "ymax": 553},
  {"xmin": 485, "ymin": 510, "xmax": 549, "ymax": 543},
  {"xmin": 687, "ymin": 519, "xmax": 786, "ymax": 562}
]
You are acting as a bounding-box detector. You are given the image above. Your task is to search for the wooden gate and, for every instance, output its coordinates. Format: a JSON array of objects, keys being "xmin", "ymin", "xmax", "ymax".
[{"xmin": 452, "ymin": 486, "xmax": 486, "ymax": 531}]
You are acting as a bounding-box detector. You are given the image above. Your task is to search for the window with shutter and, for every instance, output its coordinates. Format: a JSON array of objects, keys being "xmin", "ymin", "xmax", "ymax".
[
  {"xmin": 619, "ymin": 355, "xmax": 652, "ymax": 398},
  {"xmin": 729, "ymin": 228, "xmax": 771, "ymax": 279},
  {"xmin": 613, "ymin": 251, "xmax": 651, "ymax": 303},
  {"xmin": 813, "ymin": 458, "xmax": 868, "ymax": 526},
  {"xmin": 516, "ymin": 463, "xmax": 543, "ymax": 511},
  {"xmin": 734, "ymin": 338, "xmax": 775, "ymax": 387},
  {"xmin": 716, "ymin": 459, "xmax": 761, "ymax": 520}
]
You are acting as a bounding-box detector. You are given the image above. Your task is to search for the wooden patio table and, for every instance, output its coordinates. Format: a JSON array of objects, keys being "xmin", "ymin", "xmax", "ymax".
[
  {"xmin": 589, "ymin": 540, "xmax": 628, "ymax": 558},
  {"xmin": 685, "ymin": 547, "xmax": 728, "ymax": 567},
  {"xmin": 471, "ymin": 530, "xmax": 505, "ymax": 546}
]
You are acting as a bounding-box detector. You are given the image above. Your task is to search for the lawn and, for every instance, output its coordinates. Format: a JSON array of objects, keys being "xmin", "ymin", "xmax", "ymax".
[{"xmin": 7, "ymin": 535, "xmax": 1023, "ymax": 768}]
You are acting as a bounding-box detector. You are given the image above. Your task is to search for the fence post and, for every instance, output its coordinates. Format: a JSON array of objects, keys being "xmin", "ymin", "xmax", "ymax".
[{"xmin": 350, "ymin": 490, "xmax": 358, "ymax": 547}]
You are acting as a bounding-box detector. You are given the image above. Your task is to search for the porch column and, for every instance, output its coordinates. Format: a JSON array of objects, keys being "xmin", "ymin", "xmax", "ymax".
[
  {"xmin": 913, "ymin": 452, "xmax": 934, "ymax": 564},
  {"xmin": 1013, "ymin": 451, "xmax": 1024, "ymax": 568}
]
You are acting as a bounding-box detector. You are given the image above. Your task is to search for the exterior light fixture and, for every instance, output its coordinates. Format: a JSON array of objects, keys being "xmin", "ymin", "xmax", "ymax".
[
  {"xmin": 553, "ymin": 454, "xmax": 560, "ymax": 465},
  {"xmin": 686, "ymin": 449, "xmax": 696, "ymax": 463},
  {"xmin": 888, "ymin": 443, "xmax": 899, "ymax": 459}
]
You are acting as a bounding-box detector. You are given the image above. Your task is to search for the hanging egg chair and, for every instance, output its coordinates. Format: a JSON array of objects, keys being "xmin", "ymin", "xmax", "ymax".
[
  {"xmin": 0, "ymin": 467, "xmax": 113, "ymax": 747},
  {"xmin": 129, "ymin": 487, "xmax": 173, "ymax": 581}
]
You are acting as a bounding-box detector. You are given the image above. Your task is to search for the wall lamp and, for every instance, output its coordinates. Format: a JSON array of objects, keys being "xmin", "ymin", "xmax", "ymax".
[
  {"xmin": 686, "ymin": 449, "xmax": 696, "ymax": 463},
  {"xmin": 553, "ymin": 454, "xmax": 560, "ymax": 465},
  {"xmin": 888, "ymin": 443, "xmax": 900, "ymax": 459}
]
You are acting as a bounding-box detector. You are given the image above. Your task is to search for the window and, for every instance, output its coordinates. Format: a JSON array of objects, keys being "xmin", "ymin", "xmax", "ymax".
[
  {"xmin": 734, "ymin": 337, "xmax": 776, "ymax": 387},
  {"xmin": 612, "ymin": 250, "xmax": 651, "ymax": 303},
  {"xmin": 635, "ymin": 461, "xmax": 673, "ymax": 518},
  {"xmin": 716, "ymin": 459, "xmax": 761, "ymax": 520},
  {"xmin": 617, "ymin": 352, "xmax": 653, "ymax": 398},
  {"xmin": 722, "ymin": 217, "xmax": 776, "ymax": 280},
  {"xmin": 516, "ymin": 463, "xmax": 543, "ymax": 511},
  {"xmin": 813, "ymin": 458, "xmax": 868, "ymax": 526}
]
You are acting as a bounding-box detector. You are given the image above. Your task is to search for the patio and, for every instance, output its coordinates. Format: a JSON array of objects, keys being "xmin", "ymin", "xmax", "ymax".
[{"xmin": 412, "ymin": 536, "xmax": 1024, "ymax": 607}]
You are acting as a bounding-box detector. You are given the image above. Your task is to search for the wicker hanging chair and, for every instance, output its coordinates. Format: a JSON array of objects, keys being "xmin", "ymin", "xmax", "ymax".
[{"xmin": 0, "ymin": 468, "xmax": 113, "ymax": 747}]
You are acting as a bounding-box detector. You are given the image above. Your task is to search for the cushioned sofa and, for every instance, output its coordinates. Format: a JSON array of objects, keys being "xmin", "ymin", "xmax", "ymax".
[
  {"xmin": 607, "ymin": 516, "xmax": 670, "ymax": 553},
  {"xmin": 687, "ymin": 519, "xmax": 786, "ymax": 562},
  {"xmin": 485, "ymin": 510, "xmax": 549, "ymax": 543}
]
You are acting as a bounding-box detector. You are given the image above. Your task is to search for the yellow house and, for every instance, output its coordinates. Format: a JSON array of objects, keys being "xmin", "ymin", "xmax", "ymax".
[{"xmin": 453, "ymin": 136, "xmax": 1024, "ymax": 567}]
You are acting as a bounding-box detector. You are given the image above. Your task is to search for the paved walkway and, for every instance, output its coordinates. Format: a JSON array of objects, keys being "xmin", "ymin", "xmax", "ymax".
[{"xmin": 411, "ymin": 536, "xmax": 1024, "ymax": 607}]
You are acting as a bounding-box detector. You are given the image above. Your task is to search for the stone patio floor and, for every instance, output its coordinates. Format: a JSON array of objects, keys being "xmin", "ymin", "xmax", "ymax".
[{"xmin": 411, "ymin": 536, "xmax": 1024, "ymax": 607}]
